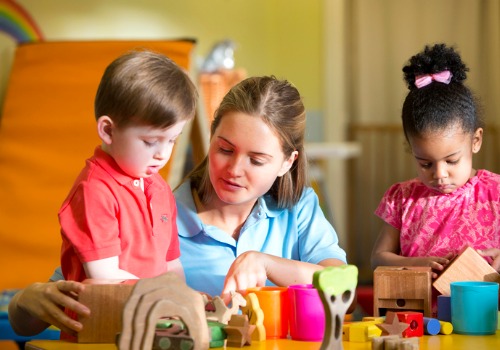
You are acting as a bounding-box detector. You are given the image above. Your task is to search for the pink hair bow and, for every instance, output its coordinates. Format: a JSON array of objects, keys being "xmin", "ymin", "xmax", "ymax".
[{"xmin": 414, "ymin": 70, "xmax": 452, "ymax": 88}]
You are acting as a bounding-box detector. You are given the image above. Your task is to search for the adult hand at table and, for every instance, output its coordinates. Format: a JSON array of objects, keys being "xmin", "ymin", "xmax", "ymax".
[
  {"xmin": 8, "ymin": 280, "xmax": 90, "ymax": 336},
  {"xmin": 221, "ymin": 251, "xmax": 268, "ymax": 304},
  {"xmin": 478, "ymin": 248, "xmax": 500, "ymax": 272}
]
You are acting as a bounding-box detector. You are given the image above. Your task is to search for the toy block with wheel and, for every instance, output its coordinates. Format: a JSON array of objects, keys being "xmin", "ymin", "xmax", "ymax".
[{"xmin": 373, "ymin": 266, "xmax": 432, "ymax": 317}]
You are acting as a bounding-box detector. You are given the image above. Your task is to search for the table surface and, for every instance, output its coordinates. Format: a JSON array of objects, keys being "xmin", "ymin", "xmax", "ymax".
[{"xmin": 25, "ymin": 331, "xmax": 500, "ymax": 350}]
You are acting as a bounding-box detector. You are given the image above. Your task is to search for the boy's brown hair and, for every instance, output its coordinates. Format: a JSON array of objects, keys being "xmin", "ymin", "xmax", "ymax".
[{"xmin": 94, "ymin": 49, "xmax": 197, "ymax": 128}]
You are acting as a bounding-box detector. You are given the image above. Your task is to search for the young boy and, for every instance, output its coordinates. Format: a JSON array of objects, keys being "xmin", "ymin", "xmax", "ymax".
[{"xmin": 59, "ymin": 50, "xmax": 197, "ymax": 282}]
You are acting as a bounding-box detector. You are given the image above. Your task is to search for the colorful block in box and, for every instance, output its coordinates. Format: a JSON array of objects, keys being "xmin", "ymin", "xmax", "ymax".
[
  {"xmin": 437, "ymin": 295, "xmax": 451, "ymax": 322},
  {"xmin": 342, "ymin": 323, "xmax": 351, "ymax": 341},
  {"xmin": 386, "ymin": 311, "xmax": 423, "ymax": 337},
  {"xmin": 348, "ymin": 321, "xmax": 383, "ymax": 342},
  {"xmin": 438, "ymin": 321, "xmax": 453, "ymax": 335},
  {"xmin": 422, "ymin": 317, "xmax": 440, "ymax": 335},
  {"xmin": 362, "ymin": 316, "xmax": 385, "ymax": 323},
  {"xmin": 373, "ymin": 266, "xmax": 432, "ymax": 317}
]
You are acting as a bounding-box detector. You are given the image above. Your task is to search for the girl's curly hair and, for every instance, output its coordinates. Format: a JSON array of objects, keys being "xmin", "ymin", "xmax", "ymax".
[{"xmin": 401, "ymin": 43, "xmax": 483, "ymax": 140}]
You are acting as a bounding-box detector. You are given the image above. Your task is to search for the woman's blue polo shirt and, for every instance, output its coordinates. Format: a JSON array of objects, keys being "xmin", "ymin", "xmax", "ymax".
[{"xmin": 175, "ymin": 180, "xmax": 347, "ymax": 297}]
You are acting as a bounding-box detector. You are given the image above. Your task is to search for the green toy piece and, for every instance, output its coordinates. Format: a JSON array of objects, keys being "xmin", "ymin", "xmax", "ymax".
[
  {"xmin": 313, "ymin": 265, "xmax": 358, "ymax": 350},
  {"xmin": 207, "ymin": 321, "xmax": 227, "ymax": 348}
]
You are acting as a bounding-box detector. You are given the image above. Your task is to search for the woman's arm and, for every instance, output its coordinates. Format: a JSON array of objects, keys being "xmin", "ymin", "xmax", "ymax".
[
  {"xmin": 8, "ymin": 280, "xmax": 90, "ymax": 336},
  {"xmin": 371, "ymin": 222, "xmax": 452, "ymax": 278},
  {"xmin": 478, "ymin": 248, "xmax": 500, "ymax": 272}
]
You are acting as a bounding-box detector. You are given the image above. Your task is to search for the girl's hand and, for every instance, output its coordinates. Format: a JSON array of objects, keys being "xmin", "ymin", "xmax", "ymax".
[
  {"xmin": 411, "ymin": 253, "xmax": 453, "ymax": 278},
  {"xmin": 477, "ymin": 248, "xmax": 500, "ymax": 272},
  {"xmin": 10, "ymin": 280, "xmax": 90, "ymax": 336},
  {"xmin": 221, "ymin": 251, "xmax": 268, "ymax": 303}
]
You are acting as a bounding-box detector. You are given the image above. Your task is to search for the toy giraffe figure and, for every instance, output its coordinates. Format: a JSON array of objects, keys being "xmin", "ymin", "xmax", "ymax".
[
  {"xmin": 203, "ymin": 291, "xmax": 247, "ymax": 324},
  {"xmin": 313, "ymin": 265, "xmax": 358, "ymax": 350}
]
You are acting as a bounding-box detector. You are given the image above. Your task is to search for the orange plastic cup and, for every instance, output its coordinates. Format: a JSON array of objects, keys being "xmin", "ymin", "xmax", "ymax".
[{"xmin": 246, "ymin": 286, "xmax": 289, "ymax": 339}]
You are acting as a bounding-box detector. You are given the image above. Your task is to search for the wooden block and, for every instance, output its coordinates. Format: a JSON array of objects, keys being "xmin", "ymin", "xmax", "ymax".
[
  {"xmin": 78, "ymin": 279, "xmax": 136, "ymax": 343},
  {"xmin": 436, "ymin": 295, "xmax": 451, "ymax": 322},
  {"xmin": 375, "ymin": 312, "xmax": 409, "ymax": 337},
  {"xmin": 438, "ymin": 321, "xmax": 453, "ymax": 335},
  {"xmin": 387, "ymin": 311, "xmax": 423, "ymax": 337},
  {"xmin": 117, "ymin": 273, "xmax": 210, "ymax": 350},
  {"xmin": 422, "ymin": 317, "xmax": 440, "ymax": 335},
  {"xmin": 373, "ymin": 267, "xmax": 432, "ymax": 317},
  {"xmin": 152, "ymin": 326, "xmax": 194, "ymax": 350},
  {"xmin": 207, "ymin": 321, "xmax": 227, "ymax": 348},
  {"xmin": 362, "ymin": 316, "xmax": 384, "ymax": 323},
  {"xmin": 348, "ymin": 321, "xmax": 382, "ymax": 342},
  {"xmin": 433, "ymin": 246, "xmax": 500, "ymax": 296},
  {"xmin": 372, "ymin": 335, "xmax": 400, "ymax": 350},
  {"xmin": 224, "ymin": 314, "xmax": 254, "ymax": 347}
]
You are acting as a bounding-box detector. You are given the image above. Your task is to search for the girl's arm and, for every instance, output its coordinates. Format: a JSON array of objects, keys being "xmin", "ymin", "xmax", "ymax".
[
  {"xmin": 83, "ymin": 256, "xmax": 138, "ymax": 279},
  {"xmin": 371, "ymin": 223, "xmax": 404, "ymax": 268},
  {"xmin": 8, "ymin": 280, "xmax": 90, "ymax": 336},
  {"xmin": 371, "ymin": 222, "xmax": 451, "ymax": 278}
]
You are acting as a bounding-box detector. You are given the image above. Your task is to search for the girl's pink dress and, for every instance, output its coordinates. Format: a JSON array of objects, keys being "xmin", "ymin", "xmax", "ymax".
[{"xmin": 376, "ymin": 169, "xmax": 500, "ymax": 258}]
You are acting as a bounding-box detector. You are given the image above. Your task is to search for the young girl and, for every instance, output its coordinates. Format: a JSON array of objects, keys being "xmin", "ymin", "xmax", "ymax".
[{"xmin": 371, "ymin": 43, "xmax": 500, "ymax": 278}]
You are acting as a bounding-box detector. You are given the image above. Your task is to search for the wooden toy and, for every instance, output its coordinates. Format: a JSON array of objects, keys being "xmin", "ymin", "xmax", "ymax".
[
  {"xmin": 77, "ymin": 279, "xmax": 136, "ymax": 343},
  {"xmin": 436, "ymin": 295, "xmax": 451, "ymax": 322},
  {"xmin": 363, "ymin": 317, "xmax": 385, "ymax": 323},
  {"xmin": 375, "ymin": 312, "xmax": 409, "ymax": 337},
  {"xmin": 372, "ymin": 335, "xmax": 420, "ymax": 350},
  {"xmin": 384, "ymin": 336, "xmax": 419, "ymax": 350},
  {"xmin": 346, "ymin": 321, "xmax": 383, "ymax": 342},
  {"xmin": 313, "ymin": 264, "xmax": 358, "ymax": 350},
  {"xmin": 385, "ymin": 311, "xmax": 423, "ymax": 337},
  {"xmin": 117, "ymin": 272, "xmax": 209, "ymax": 350},
  {"xmin": 438, "ymin": 321, "xmax": 453, "ymax": 335},
  {"xmin": 240, "ymin": 292, "xmax": 266, "ymax": 341},
  {"xmin": 207, "ymin": 321, "xmax": 227, "ymax": 348},
  {"xmin": 152, "ymin": 325, "xmax": 194, "ymax": 350},
  {"xmin": 422, "ymin": 317, "xmax": 440, "ymax": 335},
  {"xmin": 433, "ymin": 246, "xmax": 500, "ymax": 296},
  {"xmin": 373, "ymin": 267, "xmax": 432, "ymax": 317},
  {"xmin": 224, "ymin": 314, "xmax": 255, "ymax": 347},
  {"xmin": 203, "ymin": 291, "xmax": 246, "ymax": 324},
  {"xmin": 371, "ymin": 335, "xmax": 400, "ymax": 350}
]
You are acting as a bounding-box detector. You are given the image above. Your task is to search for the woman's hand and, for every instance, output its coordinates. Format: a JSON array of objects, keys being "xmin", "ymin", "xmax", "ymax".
[
  {"xmin": 8, "ymin": 280, "xmax": 90, "ymax": 336},
  {"xmin": 220, "ymin": 251, "xmax": 344, "ymax": 304},
  {"xmin": 478, "ymin": 248, "xmax": 500, "ymax": 272},
  {"xmin": 221, "ymin": 251, "xmax": 267, "ymax": 302}
]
